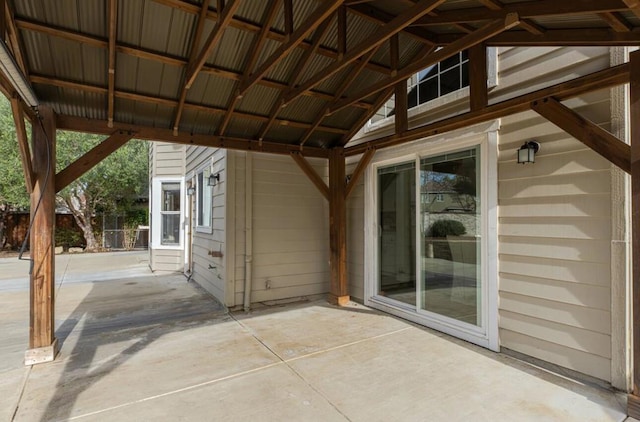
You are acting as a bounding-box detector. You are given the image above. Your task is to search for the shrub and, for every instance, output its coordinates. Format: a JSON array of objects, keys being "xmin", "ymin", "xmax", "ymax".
[{"xmin": 427, "ymin": 219, "xmax": 466, "ymax": 238}]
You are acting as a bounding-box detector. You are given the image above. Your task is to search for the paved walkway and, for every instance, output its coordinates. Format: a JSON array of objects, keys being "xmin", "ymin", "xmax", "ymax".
[{"xmin": 0, "ymin": 251, "xmax": 634, "ymax": 421}]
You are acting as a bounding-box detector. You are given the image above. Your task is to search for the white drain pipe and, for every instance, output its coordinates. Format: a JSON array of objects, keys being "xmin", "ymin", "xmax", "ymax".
[{"xmin": 243, "ymin": 152, "xmax": 253, "ymax": 312}]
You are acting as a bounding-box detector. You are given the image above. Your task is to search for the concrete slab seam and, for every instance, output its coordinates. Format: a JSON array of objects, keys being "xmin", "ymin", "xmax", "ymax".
[
  {"xmin": 10, "ymin": 365, "xmax": 32, "ymax": 421},
  {"xmin": 65, "ymin": 361, "xmax": 283, "ymax": 421}
]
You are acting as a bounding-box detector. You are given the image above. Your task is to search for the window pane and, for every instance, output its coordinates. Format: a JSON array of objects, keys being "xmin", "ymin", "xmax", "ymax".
[
  {"xmin": 161, "ymin": 213, "xmax": 180, "ymax": 245},
  {"xmin": 418, "ymin": 78, "xmax": 438, "ymax": 104},
  {"xmin": 440, "ymin": 68, "xmax": 461, "ymax": 96},
  {"xmin": 462, "ymin": 62, "xmax": 469, "ymax": 88},
  {"xmin": 440, "ymin": 54, "xmax": 460, "ymax": 72},
  {"xmin": 378, "ymin": 162, "xmax": 416, "ymax": 306},
  {"xmin": 162, "ymin": 183, "xmax": 181, "ymax": 212},
  {"xmin": 197, "ymin": 171, "xmax": 212, "ymax": 227}
]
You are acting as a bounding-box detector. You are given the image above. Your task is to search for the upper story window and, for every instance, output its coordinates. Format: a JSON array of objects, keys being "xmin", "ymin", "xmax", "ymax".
[{"xmin": 370, "ymin": 49, "xmax": 478, "ymax": 126}]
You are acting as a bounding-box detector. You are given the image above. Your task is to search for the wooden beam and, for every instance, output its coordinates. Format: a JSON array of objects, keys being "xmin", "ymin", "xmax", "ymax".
[
  {"xmin": 185, "ymin": 0, "xmax": 240, "ymax": 89},
  {"xmin": 624, "ymin": 0, "xmax": 640, "ymax": 20},
  {"xmin": 345, "ymin": 147, "xmax": 375, "ymax": 198},
  {"xmin": 532, "ymin": 97, "xmax": 630, "ymax": 173},
  {"xmin": 290, "ymin": 151, "xmax": 330, "ymax": 200},
  {"xmin": 330, "ymin": 14, "xmax": 520, "ymax": 115},
  {"xmin": 56, "ymin": 114, "xmax": 331, "ymax": 158},
  {"xmin": 328, "ymin": 147, "xmax": 349, "ymax": 305},
  {"xmin": 283, "ymin": 0, "xmax": 293, "ymax": 37},
  {"xmin": 347, "ymin": 3, "xmax": 437, "ymax": 45},
  {"xmin": 218, "ymin": 0, "xmax": 280, "ymax": 136},
  {"xmin": 299, "ymin": 45, "xmax": 380, "ymax": 147},
  {"xmin": 337, "ymin": 5, "xmax": 347, "ymax": 59},
  {"xmin": 517, "ymin": 19, "xmax": 545, "ymax": 35},
  {"xmin": 238, "ymin": 0, "xmax": 343, "ymax": 96},
  {"xmin": 391, "ymin": 35, "xmax": 407, "ymax": 135},
  {"xmin": 469, "ymin": 43, "xmax": 488, "ymax": 111},
  {"xmin": 26, "ymin": 105, "xmax": 58, "ymax": 364},
  {"xmin": 283, "ymin": 0, "xmax": 446, "ymax": 106},
  {"xmin": 599, "ymin": 11, "xmax": 633, "ymax": 32},
  {"xmin": 10, "ymin": 94, "xmax": 34, "ymax": 192},
  {"xmin": 0, "ymin": 0, "xmax": 5, "ymax": 40},
  {"xmin": 55, "ymin": 131, "xmax": 134, "ymax": 192},
  {"xmin": 346, "ymin": 62, "xmax": 630, "ymax": 155},
  {"xmin": 107, "ymin": 0, "xmax": 117, "ymax": 127},
  {"xmin": 4, "ymin": 2, "xmax": 27, "ymax": 76},
  {"xmin": 413, "ymin": 0, "xmax": 629, "ymax": 26},
  {"xmin": 339, "ymin": 86, "xmax": 395, "ymax": 147},
  {"xmin": 628, "ymin": 47, "xmax": 640, "ymax": 420},
  {"xmin": 257, "ymin": 17, "xmax": 334, "ymax": 142}
]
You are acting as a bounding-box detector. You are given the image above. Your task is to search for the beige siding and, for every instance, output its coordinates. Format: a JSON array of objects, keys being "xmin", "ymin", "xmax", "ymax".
[
  {"xmin": 230, "ymin": 152, "xmax": 329, "ymax": 306},
  {"xmin": 149, "ymin": 142, "xmax": 186, "ymax": 272},
  {"xmin": 497, "ymin": 47, "xmax": 614, "ymax": 382},
  {"xmin": 186, "ymin": 146, "xmax": 227, "ymax": 302}
]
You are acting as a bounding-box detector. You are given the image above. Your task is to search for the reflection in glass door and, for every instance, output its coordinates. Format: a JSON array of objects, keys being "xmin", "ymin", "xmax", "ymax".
[
  {"xmin": 378, "ymin": 162, "xmax": 416, "ymax": 306},
  {"xmin": 419, "ymin": 147, "xmax": 481, "ymax": 326}
]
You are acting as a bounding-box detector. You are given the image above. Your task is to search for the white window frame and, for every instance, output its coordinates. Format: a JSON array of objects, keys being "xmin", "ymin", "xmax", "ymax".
[
  {"xmin": 195, "ymin": 162, "xmax": 213, "ymax": 234},
  {"xmin": 364, "ymin": 120, "xmax": 499, "ymax": 351},
  {"xmin": 151, "ymin": 177, "xmax": 184, "ymax": 250},
  {"xmin": 366, "ymin": 48, "xmax": 497, "ymax": 133}
]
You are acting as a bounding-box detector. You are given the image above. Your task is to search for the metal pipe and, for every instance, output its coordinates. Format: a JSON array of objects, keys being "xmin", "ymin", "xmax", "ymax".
[{"xmin": 243, "ymin": 152, "xmax": 253, "ymax": 311}]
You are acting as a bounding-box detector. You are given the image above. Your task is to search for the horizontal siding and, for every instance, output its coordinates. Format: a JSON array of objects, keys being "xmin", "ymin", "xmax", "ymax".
[
  {"xmin": 151, "ymin": 142, "xmax": 185, "ymax": 177},
  {"xmin": 233, "ymin": 153, "xmax": 329, "ymax": 304},
  {"xmin": 150, "ymin": 249, "xmax": 182, "ymax": 272},
  {"xmin": 187, "ymin": 148, "xmax": 227, "ymax": 303},
  {"xmin": 497, "ymin": 47, "xmax": 613, "ymax": 382}
]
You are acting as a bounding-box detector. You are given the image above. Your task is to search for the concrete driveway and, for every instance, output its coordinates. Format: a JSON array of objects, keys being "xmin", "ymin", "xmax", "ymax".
[{"xmin": 0, "ymin": 251, "xmax": 633, "ymax": 421}]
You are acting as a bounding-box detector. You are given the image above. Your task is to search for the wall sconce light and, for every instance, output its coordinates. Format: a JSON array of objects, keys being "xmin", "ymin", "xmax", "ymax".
[
  {"xmin": 187, "ymin": 186, "xmax": 195, "ymax": 195},
  {"xmin": 517, "ymin": 140, "xmax": 540, "ymax": 164},
  {"xmin": 208, "ymin": 172, "xmax": 220, "ymax": 186}
]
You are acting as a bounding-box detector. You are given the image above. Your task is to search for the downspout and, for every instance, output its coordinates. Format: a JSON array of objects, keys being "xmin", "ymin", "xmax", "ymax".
[{"xmin": 243, "ymin": 152, "xmax": 253, "ymax": 311}]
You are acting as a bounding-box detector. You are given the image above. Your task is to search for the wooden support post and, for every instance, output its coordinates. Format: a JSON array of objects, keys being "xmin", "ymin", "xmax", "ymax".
[
  {"xmin": 329, "ymin": 147, "xmax": 349, "ymax": 306},
  {"xmin": 469, "ymin": 43, "xmax": 488, "ymax": 111},
  {"xmin": 25, "ymin": 106, "xmax": 58, "ymax": 365},
  {"xmin": 629, "ymin": 49, "xmax": 640, "ymax": 419}
]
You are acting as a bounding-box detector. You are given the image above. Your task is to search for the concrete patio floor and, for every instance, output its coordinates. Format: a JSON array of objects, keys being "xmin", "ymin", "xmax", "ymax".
[{"xmin": 0, "ymin": 251, "xmax": 635, "ymax": 421}]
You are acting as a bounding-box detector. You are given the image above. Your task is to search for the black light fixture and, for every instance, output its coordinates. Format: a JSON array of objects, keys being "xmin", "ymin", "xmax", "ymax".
[
  {"xmin": 208, "ymin": 172, "xmax": 220, "ymax": 186},
  {"xmin": 517, "ymin": 140, "xmax": 540, "ymax": 164}
]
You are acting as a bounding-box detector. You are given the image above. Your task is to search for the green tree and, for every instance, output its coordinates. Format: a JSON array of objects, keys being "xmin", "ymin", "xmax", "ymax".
[
  {"xmin": 0, "ymin": 96, "xmax": 149, "ymax": 251},
  {"xmin": 0, "ymin": 98, "xmax": 29, "ymax": 247},
  {"xmin": 56, "ymin": 131, "xmax": 149, "ymax": 251}
]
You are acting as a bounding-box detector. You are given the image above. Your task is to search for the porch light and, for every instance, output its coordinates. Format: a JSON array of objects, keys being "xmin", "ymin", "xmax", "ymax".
[
  {"xmin": 517, "ymin": 140, "xmax": 539, "ymax": 164},
  {"xmin": 0, "ymin": 39, "xmax": 39, "ymax": 108},
  {"xmin": 187, "ymin": 186, "xmax": 195, "ymax": 195},
  {"xmin": 208, "ymin": 172, "xmax": 220, "ymax": 186}
]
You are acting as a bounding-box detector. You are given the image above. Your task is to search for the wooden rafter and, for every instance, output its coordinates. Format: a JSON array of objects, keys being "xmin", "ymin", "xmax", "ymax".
[
  {"xmin": 599, "ymin": 11, "xmax": 633, "ymax": 32},
  {"xmin": 337, "ymin": 5, "xmax": 347, "ymax": 59},
  {"xmin": 532, "ymin": 97, "xmax": 631, "ymax": 173},
  {"xmin": 29, "ymin": 75, "xmax": 347, "ymax": 135},
  {"xmin": 283, "ymin": 0, "xmax": 446, "ymax": 106},
  {"xmin": 391, "ymin": 35, "xmax": 407, "ymax": 135},
  {"xmin": 1, "ymin": 0, "xmax": 5, "ymax": 39},
  {"xmin": 238, "ymin": 0, "xmax": 343, "ymax": 96},
  {"xmin": 4, "ymin": 2, "xmax": 27, "ymax": 76},
  {"xmin": 338, "ymin": 86, "xmax": 395, "ymax": 147},
  {"xmin": 299, "ymin": 45, "xmax": 380, "ymax": 147},
  {"xmin": 347, "ymin": 2, "xmax": 437, "ymax": 44},
  {"xmin": 284, "ymin": 0, "xmax": 293, "ymax": 37},
  {"xmin": 345, "ymin": 147, "xmax": 375, "ymax": 198},
  {"xmin": 173, "ymin": 0, "xmax": 240, "ymax": 134},
  {"xmin": 107, "ymin": 0, "xmax": 117, "ymax": 127},
  {"xmin": 290, "ymin": 151, "xmax": 329, "ymax": 200},
  {"xmin": 218, "ymin": 0, "xmax": 280, "ymax": 136},
  {"xmin": 331, "ymin": 13, "xmax": 520, "ymax": 115},
  {"xmin": 624, "ymin": 0, "xmax": 640, "ymax": 19},
  {"xmin": 55, "ymin": 131, "xmax": 134, "ymax": 192},
  {"xmin": 473, "ymin": 0, "xmax": 544, "ymax": 35},
  {"xmin": 414, "ymin": 0, "xmax": 629, "ymax": 26},
  {"xmin": 56, "ymin": 114, "xmax": 331, "ymax": 158},
  {"xmin": 346, "ymin": 62, "xmax": 630, "ymax": 156},
  {"xmin": 10, "ymin": 94, "xmax": 34, "ymax": 192},
  {"xmin": 257, "ymin": 16, "xmax": 333, "ymax": 142}
]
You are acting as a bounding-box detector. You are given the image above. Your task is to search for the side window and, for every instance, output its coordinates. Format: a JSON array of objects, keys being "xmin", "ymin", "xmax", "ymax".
[
  {"xmin": 197, "ymin": 169, "xmax": 212, "ymax": 229},
  {"xmin": 160, "ymin": 182, "xmax": 181, "ymax": 245}
]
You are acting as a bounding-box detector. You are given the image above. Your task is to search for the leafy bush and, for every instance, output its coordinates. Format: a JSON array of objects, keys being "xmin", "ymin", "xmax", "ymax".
[
  {"xmin": 427, "ymin": 219, "xmax": 466, "ymax": 238},
  {"xmin": 55, "ymin": 227, "xmax": 85, "ymax": 250}
]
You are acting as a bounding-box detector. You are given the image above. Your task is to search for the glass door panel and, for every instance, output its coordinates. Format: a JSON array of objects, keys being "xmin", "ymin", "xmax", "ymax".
[
  {"xmin": 419, "ymin": 147, "xmax": 481, "ymax": 326},
  {"xmin": 378, "ymin": 162, "xmax": 416, "ymax": 306}
]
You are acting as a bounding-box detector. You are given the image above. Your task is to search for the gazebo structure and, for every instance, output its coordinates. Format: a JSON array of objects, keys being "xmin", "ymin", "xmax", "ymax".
[{"xmin": 3, "ymin": 0, "xmax": 640, "ymax": 416}]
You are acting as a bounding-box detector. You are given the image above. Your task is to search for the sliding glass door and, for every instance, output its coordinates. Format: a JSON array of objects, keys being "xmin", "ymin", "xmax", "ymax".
[{"xmin": 376, "ymin": 146, "xmax": 482, "ymax": 329}]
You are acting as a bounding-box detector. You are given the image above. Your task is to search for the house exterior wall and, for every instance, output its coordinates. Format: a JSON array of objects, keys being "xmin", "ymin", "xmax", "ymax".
[
  {"xmin": 185, "ymin": 145, "xmax": 227, "ymax": 301},
  {"xmin": 228, "ymin": 151, "xmax": 329, "ymax": 308},
  {"xmin": 346, "ymin": 46, "xmax": 627, "ymax": 386},
  {"xmin": 149, "ymin": 142, "xmax": 185, "ymax": 272}
]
